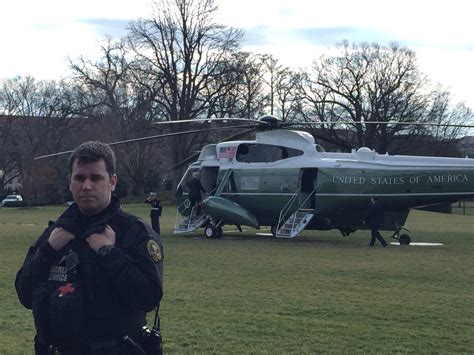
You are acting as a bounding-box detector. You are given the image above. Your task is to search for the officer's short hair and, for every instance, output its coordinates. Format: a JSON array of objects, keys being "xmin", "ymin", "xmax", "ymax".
[{"xmin": 69, "ymin": 141, "xmax": 116, "ymax": 176}]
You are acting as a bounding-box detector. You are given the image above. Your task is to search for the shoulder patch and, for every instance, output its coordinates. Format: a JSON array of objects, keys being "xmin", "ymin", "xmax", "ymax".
[{"xmin": 147, "ymin": 240, "xmax": 162, "ymax": 262}]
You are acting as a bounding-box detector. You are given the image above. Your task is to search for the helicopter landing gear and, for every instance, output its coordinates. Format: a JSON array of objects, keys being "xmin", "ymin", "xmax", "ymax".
[
  {"xmin": 270, "ymin": 225, "xmax": 277, "ymax": 236},
  {"xmin": 204, "ymin": 221, "xmax": 223, "ymax": 239},
  {"xmin": 390, "ymin": 226, "xmax": 411, "ymax": 245},
  {"xmin": 398, "ymin": 234, "xmax": 411, "ymax": 245}
]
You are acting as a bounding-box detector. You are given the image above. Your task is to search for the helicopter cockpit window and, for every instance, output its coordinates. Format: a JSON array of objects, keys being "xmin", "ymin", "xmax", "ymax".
[
  {"xmin": 236, "ymin": 144, "xmax": 303, "ymax": 163},
  {"xmin": 315, "ymin": 144, "xmax": 326, "ymax": 153}
]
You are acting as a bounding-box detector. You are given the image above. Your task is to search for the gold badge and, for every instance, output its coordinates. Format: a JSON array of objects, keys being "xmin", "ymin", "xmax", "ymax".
[{"xmin": 147, "ymin": 240, "xmax": 162, "ymax": 262}]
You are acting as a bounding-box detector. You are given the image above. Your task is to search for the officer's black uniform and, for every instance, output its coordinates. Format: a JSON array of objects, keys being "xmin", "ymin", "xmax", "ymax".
[
  {"xmin": 15, "ymin": 195, "xmax": 163, "ymax": 354},
  {"xmin": 366, "ymin": 199, "xmax": 388, "ymax": 247},
  {"xmin": 146, "ymin": 198, "xmax": 162, "ymax": 235}
]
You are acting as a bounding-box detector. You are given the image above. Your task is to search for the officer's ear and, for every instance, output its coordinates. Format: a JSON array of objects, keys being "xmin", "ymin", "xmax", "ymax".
[{"xmin": 110, "ymin": 174, "xmax": 117, "ymax": 191}]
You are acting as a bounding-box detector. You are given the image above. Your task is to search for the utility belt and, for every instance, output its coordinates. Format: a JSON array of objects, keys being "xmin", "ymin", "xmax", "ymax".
[
  {"xmin": 45, "ymin": 337, "xmax": 126, "ymax": 355},
  {"xmin": 151, "ymin": 208, "xmax": 161, "ymax": 211},
  {"xmin": 39, "ymin": 326, "xmax": 162, "ymax": 355}
]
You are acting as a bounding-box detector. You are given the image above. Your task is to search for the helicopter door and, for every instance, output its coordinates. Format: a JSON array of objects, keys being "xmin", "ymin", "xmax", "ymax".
[
  {"xmin": 299, "ymin": 168, "xmax": 317, "ymax": 209},
  {"xmin": 200, "ymin": 167, "xmax": 219, "ymax": 195}
]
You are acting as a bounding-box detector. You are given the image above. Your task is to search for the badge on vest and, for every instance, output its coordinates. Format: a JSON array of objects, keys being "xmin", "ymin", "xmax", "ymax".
[{"xmin": 147, "ymin": 240, "xmax": 162, "ymax": 262}]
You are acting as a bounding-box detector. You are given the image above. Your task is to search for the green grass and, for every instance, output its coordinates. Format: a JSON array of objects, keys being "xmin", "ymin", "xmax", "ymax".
[
  {"xmin": 452, "ymin": 201, "xmax": 474, "ymax": 216},
  {"xmin": 0, "ymin": 205, "xmax": 473, "ymax": 354}
]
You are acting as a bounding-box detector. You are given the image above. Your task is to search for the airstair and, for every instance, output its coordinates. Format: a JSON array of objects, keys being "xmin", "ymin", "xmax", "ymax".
[
  {"xmin": 174, "ymin": 169, "xmax": 234, "ymax": 234},
  {"xmin": 275, "ymin": 189, "xmax": 315, "ymax": 238},
  {"xmin": 174, "ymin": 201, "xmax": 208, "ymax": 234}
]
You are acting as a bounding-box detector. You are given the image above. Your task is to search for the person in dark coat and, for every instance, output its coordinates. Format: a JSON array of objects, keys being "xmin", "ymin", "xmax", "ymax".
[
  {"xmin": 15, "ymin": 141, "xmax": 163, "ymax": 354},
  {"xmin": 186, "ymin": 171, "xmax": 206, "ymax": 215},
  {"xmin": 145, "ymin": 192, "xmax": 162, "ymax": 235},
  {"xmin": 366, "ymin": 196, "xmax": 388, "ymax": 247}
]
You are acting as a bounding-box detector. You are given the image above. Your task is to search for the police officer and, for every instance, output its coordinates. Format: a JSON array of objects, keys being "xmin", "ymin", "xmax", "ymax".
[
  {"xmin": 15, "ymin": 141, "xmax": 164, "ymax": 354},
  {"xmin": 145, "ymin": 192, "xmax": 162, "ymax": 235}
]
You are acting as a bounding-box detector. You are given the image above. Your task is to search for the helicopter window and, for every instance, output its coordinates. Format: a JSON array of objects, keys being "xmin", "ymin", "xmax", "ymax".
[
  {"xmin": 236, "ymin": 144, "xmax": 303, "ymax": 163},
  {"xmin": 315, "ymin": 144, "xmax": 326, "ymax": 152},
  {"xmin": 240, "ymin": 176, "xmax": 260, "ymax": 190},
  {"xmin": 281, "ymin": 177, "xmax": 296, "ymax": 192}
]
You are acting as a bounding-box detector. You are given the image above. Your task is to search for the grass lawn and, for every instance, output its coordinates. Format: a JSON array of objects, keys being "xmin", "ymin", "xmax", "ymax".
[
  {"xmin": 452, "ymin": 200, "xmax": 474, "ymax": 216},
  {"xmin": 0, "ymin": 204, "xmax": 473, "ymax": 354}
]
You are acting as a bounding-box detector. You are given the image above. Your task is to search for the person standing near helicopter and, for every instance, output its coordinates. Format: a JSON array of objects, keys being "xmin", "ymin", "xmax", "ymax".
[
  {"xmin": 366, "ymin": 196, "xmax": 388, "ymax": 247},
  {"xmin": 186, "ymin": 171, "xmax": 207, "ymax": 216},
  {"xmin": 146, "ymin": 192, "xmax": 162, "ymax": 235},
  {"xmin": 15, "ymin": 141, "xmax": 163, "ymax": 354}
]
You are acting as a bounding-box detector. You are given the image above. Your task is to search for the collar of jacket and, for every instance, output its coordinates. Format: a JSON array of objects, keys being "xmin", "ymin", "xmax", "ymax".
[{"xmin": 55, "ymin": 195, "xmax": 121, "ymax": 239}]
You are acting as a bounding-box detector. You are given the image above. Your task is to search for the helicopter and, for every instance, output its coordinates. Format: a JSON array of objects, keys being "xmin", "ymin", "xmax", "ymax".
[
  {"xmin": 35, "ymin": 115, "xmax": 474, "ymax": 244},
  {"xmin": 170, "ymin": 116, "xmax": 474, "ymax": 244}
]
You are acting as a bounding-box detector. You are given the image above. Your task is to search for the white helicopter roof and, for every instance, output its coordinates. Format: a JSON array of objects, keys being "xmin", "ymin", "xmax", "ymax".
[
  {"xmin": 255, "ymin": 130, "xmax": 315, "ymax": 150},
  {"xmin": 216, "ymin": 130, "xmax": 316, "ymax": 152},
  {"xmin": 196, "ymin": 129, "xmax": 474, "ymax": 170}
]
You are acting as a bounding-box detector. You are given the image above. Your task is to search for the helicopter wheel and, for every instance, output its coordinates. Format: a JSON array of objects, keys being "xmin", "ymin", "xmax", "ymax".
[
  {"xmin": 399, "ymin": 234, "xmax": 411, "ymax": 245},
  {"xmin": 204, "ymin": 225, "xmax": 222, "ymax": 239}
]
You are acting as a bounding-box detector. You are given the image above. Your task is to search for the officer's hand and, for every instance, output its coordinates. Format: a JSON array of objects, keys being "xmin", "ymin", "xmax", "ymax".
[
  {"xmin": 86, "ymin": 225, "xmax": 116, "ymax": 253},
  {"xmin": 48, "ymin": 227, "xmax": 75, "ymax": 251}
]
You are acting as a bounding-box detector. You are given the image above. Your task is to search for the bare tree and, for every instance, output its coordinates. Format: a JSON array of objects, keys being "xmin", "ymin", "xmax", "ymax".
[
  {"xmin": 0, "ymin": 77, "xmax": 80, "ymax": 201},
  {"xmin": 126, "ymin": 0, "xmax": 244, "ymax": 184},
  {"xmin": 230, "ymin": 53, "xmax": 268, "ymax": 118},
  {"xmin": 69, "ymin": 38, "xmax": 166, "ymax": 196},
  {"xmin": 202, "ymin": 55, "xmax": 245, "ymax": 117},
  {"xmin": 0, "ymin": 114, "xmax": 17, "ymax": 193},
  {"xmin": 128, "ymin": 0, "xmax": 242, "ymax": 120},
  {"xmin": 260, "ymin": 55, "xmax": 301, "ymax": 121},
  {"xmin": 421, "ymin": 90, "xmax": 473, "ymax": 156},
  {"xmin": 297, "ymin": 41, "xmax": 471, "ymax": 153}
]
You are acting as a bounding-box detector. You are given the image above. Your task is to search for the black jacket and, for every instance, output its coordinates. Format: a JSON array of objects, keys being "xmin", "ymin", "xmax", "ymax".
[
  {"xmin": 146, "ymin": 198, "xmax": 162, "ymax": 217},
  {"xmin": 15, "ymin": 196, "xmax": 163, "ymax": 345},
  {"xmin": 367, "ymin": 200, "xmax": 384, "ymax": 227},
  {"xmin": 187, "ymin": 177, "xmax": 206, "ymax": 200}
]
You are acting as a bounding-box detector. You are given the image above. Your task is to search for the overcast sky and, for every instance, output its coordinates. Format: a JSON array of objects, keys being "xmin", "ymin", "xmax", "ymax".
[{"xmin": 1, "ymin": 0, "xmax": 473, "ymax": 108}]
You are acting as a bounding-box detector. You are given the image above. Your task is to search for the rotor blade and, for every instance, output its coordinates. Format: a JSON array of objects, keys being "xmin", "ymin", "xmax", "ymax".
[
  {"xmin": 170, "ymin": 152, "xmax": 201, "ymax": 170},
  {"xmin": 151, "ymin": 117, "xmax": 265, "ymax": 125},
  {"xmin": 281, "ymin": 121, "xmax": 474, "ymax": 128},
  {"xmin": 171, "ymin": 126, "xmax": 258, "ymax": 170},
  {"xmin": 34, "ymin": 124, "xmax": 257, "ymax": 160},
  {"xmin": 34, "ymin": 148, "xmax": 77, "ymax": 160}
]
